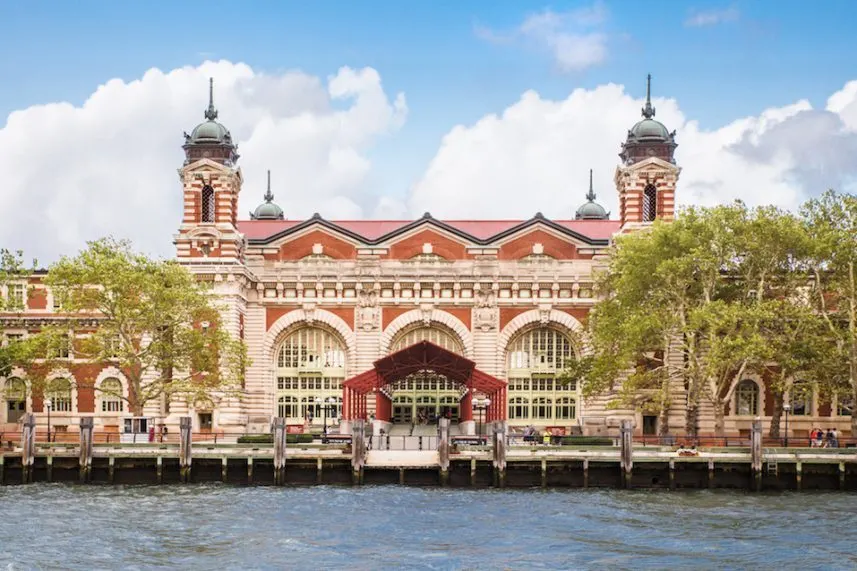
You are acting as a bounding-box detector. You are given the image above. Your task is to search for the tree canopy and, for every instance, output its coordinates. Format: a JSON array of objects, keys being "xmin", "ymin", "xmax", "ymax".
[{"xmin": 21, "ymin": 238, "xmax": 248, "ymax": 416}]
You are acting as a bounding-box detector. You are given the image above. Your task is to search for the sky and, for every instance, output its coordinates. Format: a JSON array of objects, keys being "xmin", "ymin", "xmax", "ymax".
[{"xmin": 2, "ymin": 0, "xmax": 857, "ymax": 263}]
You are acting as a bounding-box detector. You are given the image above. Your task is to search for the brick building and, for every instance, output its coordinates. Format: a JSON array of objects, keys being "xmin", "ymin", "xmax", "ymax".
[{"xmin": 2, "ymin": 77, "xmax": 847, "ymax": 439}]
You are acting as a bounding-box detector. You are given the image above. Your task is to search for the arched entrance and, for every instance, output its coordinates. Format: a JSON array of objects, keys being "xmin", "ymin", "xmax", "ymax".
[{"xmin": 341, "ymin": 341, "xmax": 507, "ymax": 432}]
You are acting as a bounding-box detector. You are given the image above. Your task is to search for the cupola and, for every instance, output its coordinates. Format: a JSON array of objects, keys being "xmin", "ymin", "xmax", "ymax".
[
  {"xmin": 183, "ymin": 78, "xmax": 239, "ymax": 166},
  {"xmin": 250, "ymin": 170, "xmax": 285, "ymax": 220},
  {"xmin": 575, "ymin": 169, "xmax": 609, "ymax": 220},
  {"xmin": 619, "ymin": 74, "xmax": 677, "ymax": 165}
]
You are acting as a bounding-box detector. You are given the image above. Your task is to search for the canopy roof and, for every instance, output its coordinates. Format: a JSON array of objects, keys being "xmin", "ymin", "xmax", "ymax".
[{"xmin": 343, "ymin": 340, "xmax": 506, "ymax": 394}]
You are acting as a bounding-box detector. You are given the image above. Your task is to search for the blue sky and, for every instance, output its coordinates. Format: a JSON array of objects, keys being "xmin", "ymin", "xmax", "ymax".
[{"xmin": 3, "ymin": 1, "xmax": 857, "ymax": 260}]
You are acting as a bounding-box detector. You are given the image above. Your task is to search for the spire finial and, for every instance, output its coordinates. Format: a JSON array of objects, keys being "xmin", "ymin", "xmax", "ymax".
[
  {"xmin": 642, "ymin": 73, "xmax": 655, "ymax": 119},
  {"xmin": 263, "ymin": 170, "xmax": 274, "ymax": 202},
  {"xmin": 204, "ymin": 77, "xmax": 218, "ymax": 121},
  {"xmin": 586, "ymin": 169, "xmax": 596, "ymax": 201}
]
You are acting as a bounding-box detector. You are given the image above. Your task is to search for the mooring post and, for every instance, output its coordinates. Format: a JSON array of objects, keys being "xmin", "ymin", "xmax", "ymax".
[
  {"xmin": 840, "ymin": 462, "xmax": 846, "ymax": 491},
  {"xmin": 21, "ymin": 413, "xmax": 35, "ymax": 484},
  {"xmin": 669, "ymin": 458, "xmax": 676, "ymax": 490},
  {"xmin": 620, "ymin": 420, "xmax": 633, "ymax": 489},
  {"xmin": 221, "ymin": 456, "xmax": 228, "ymax": 483},
  {"xmin": 0, "ymin": 455, "xmax": 4, "ymax": 485},
  {"xmin": 541, "ymin": 458, "xmax": 547, "ymax": 488},
  {"xmin": 351, "ymin": 419, "xmax": 365, "ymax": 485},
  {"xmin": 179, "ymin": 416, "xmax": 192, "ymax": 483},
  {"xmin": 46, "ymin": 455, "xmax": 53, "ymax": 482},
  {"xmin": 156, "ymin": 456, "xmax": 163, "ymax": 484},
  {"xmin": 316, "ymin": 457, "xmax": 323, "ymax": 485},
  {"xmin": 795, "ymin": 461, "xmax": 802, "ymax": 491},
  {"xmin": 273, "ymin": 417, "xmax": 287, "ymax": 486},
  {"xmin": 247, "ymin": 457, "xmax": 253, "ymax": 484},
  {"xmin": 492, "ymin": 421, "xmax": 506, "ymax": 488},
  {"xmin": 470, "ymin": 458, "xmax": 477, "ymax": 487},
  {"xmin": 108, "ymin": 455, "xmax": 115, "ymax": 483},
  {"xmin": 438, "ymin": 417, "xmax": 450, "ymax": 486},
  {"xmin": 708, "ymin": 459, "xmax": 715, "ymax": 488},
  {"xmin": 750, "ymin": 420, "xmax": 762, "ymax": 492},
  {"xmin": 79, "ymin": 417, "xmax": 94, "ymax": 483},
  {"xmin": 583, "ymin": 459, "xmax": 589, "ymax": 489}
]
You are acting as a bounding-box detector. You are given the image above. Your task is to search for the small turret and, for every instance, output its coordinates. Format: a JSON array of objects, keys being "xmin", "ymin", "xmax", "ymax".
[
  {"xmin": 182, "ymin": 78, "xmax": 239, "ymax": 166},
  {"xmin": 250, "ymin": 170, "xmax": 285, "ymax": 220},
  {"xmin": 619, "ymin": 74, "xmax": 677, "ymax": 165},
  {"xmin": 575, "ymin": 169, "xmax": 609, "ymax": 220}
]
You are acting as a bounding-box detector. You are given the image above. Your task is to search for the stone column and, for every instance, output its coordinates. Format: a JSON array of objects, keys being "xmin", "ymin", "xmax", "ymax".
[{"xmin": 79, "ymin": 417, "xmax": 94, "ymax": 483}]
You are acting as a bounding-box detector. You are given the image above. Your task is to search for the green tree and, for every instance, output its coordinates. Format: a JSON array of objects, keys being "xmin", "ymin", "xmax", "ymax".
[
  {"xmin": 802, "ymin": 190, "xmax": 857, "ymax": 434},
  {"xmin": 0, "ymin": 249, "xmax": 34, "ymax": 377},
  {"xmin": 25, "ymin": 238, "xmax": 248, "ymax": 417}
]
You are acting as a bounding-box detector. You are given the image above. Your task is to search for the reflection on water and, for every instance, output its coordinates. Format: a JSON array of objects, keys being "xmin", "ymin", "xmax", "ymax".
[{"xmin": 1, "ymin": 485, "xmax": 857, "ymax": 570}]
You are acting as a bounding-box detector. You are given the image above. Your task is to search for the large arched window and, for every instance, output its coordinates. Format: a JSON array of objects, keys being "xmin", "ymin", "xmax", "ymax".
[
  {"xmin": 4, "ymin": 377, "xmax": 26, "ymax": 423},
  {"xmin": 388, "ymin": 325, "xmax": 465, "ymax": 422},
  {"xmin": 735, "ymin": 380, "xmax": 759, "ymax": 416},
  {"xmin": 47, "ymin": 378, "xmax": 73, "ymax": 412},
  {"xmin": 505, "ymin": 327, "xmax": 578, "ymax": 425},
  {"xmin": 201, "ymin": 185, "xmax": 215, "ymax": 222},
  {"xmin": 642, "ymin": 184, "xmax": 657, "ymax": 222},
  {"xmin": 100, "ymin": 377, "xmax": 124, "ymax": 413},
  {"xmin": 274, "ymin": 327, "xmax": 347, "ymax": 422}
]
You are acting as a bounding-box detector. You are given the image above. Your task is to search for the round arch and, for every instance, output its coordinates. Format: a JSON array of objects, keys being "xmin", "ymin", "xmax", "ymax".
[
  {"xmin": 497, "ymin": 308, "xmax": 585, "ymax": 358},
  {"xmin": 380, "ymin": 308, "xmax": 473, "ymax": 358},
  {"xmin": 263, "ymin": 307, "xmax": 356, "ymax": 370}
]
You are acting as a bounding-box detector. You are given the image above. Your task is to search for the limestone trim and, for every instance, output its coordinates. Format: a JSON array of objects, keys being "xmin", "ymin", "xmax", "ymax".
[
  {"xmin": 497, "ymin": 308, "xmax": 585, "ymax": 357},
  {"xmin": 379, "ymin": 308, "xmax": 474, "ymax": 358},
  {"xmin": 263, "ymin": 307, "xmax": 357, "ymax": 367}
]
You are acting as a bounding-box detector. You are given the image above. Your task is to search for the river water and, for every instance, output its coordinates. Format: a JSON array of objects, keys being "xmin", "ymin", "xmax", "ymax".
[{"xmin": 1, "ymin": 485, "xmax": 855, "ymax": 570}]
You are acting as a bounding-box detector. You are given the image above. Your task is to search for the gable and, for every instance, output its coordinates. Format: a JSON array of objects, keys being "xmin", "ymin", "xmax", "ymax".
[
  {"xmin": 265, "ymin": 229, "xmax": 358, "ymax": 261},
  {"xmin": 497, "ymin": 229, "xmax": 590, "ymax": 260},
  {"xmin": 384, "ymin": 228, "xmax": 471, "ymax": 260}
]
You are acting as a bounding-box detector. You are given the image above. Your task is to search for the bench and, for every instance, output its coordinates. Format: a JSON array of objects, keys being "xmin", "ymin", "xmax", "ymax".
[
  {"xmin": 451, "ymin": 436, "xmax": 488, "ymax": 446},
  {"xmin": 322, "ymin": 434, "xmax": 352, "ymax": 444}
]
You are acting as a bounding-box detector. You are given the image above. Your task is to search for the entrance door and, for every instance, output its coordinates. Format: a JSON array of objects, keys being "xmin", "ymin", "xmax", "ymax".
[
  {"xmin": 393, "ymin": 404, "xmax": 413, "ymax": 424},
  {"xmin": 642, "ymin": 415, "xmax": 658, "ymax": 436}
]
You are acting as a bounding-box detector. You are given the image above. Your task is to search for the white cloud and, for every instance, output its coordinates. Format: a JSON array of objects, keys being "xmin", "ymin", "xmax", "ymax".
[
  {"xmin": 684, "ymin": 6, "xmax": 740, "ymax": 27},
  {"xmin": 408, "ymin": 80, "xmax": 857, "ymax": 219},
  {"xmin": 476, "ymin": 3, "xmax": 610, "ymax": 72},
  {"xmin": 0, "ymin": 61, "xmax": 406, "ymax": 262}
]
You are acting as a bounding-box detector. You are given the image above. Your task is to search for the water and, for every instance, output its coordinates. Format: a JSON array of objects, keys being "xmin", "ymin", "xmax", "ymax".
[{"xmin": 1, "ymin": 486, "xmax": 856, "ymax": 570}]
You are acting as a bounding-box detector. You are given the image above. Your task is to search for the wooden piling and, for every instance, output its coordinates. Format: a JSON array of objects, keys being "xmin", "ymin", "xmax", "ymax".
[
  {"xmin": 179, "ymin": 416, "xmax": 192, "ymax": 483},
  {"xmin": 0, "ymin": 455, "xmax": 4, "ymax": 485},
  {"xmin": 221, "ymin": 457, "xmax": 228, "ymax": 483},
  {"xmin": 492, "ymin": 421, "xmax": 507, "ymax": 488},
  {"xmin": 247, "ymin": 457, "xmax": 254, "ymax": 484},
  {"xmin": 583, "ymin": 459, "xmax": 589, "ymax": 488},
  {"xmin": 351, "ymin": 419, "xmax": 365, "ymax": 485},
  {"xmin": 156, "ymin": 456, "xmax": 163, "ymax": 484},
  {"xmin": 108, "ymin": 455, "xmax": 115, "ymax": 483},
  {"xmin": 438, "ymin": 417, "xmax": 450, "ymax": 486},
  {"xmin": 708, "ymin": 459, "xmax": 715, "ymax": 488},
  {"xmin": 541, "ymin": 458, "xmax": 547, "ymax": 488},
  {"xmin": 470, "ymin": 458, "xmax": 476, "ymax": 487},
  {"xmin": 21, "ymin": 413, "xmax": 35, "ymax": 484},
  {"xmin": 46, "ymin": 455, "xmax": 53, "ymax": 482},
  {"xmin": 316, "ymin": 458, "xmax": 323, "ymax": 484},
  {"xmin": 795, "ymin": 461, "xmax": 802, "ymax": 491},
  {"xmin": 750, "ymin": 420, "xmax": 762, "ymax": 491},
  {"xmin": 669, "ymin": 459, "xmax": 675, "ymax": 490},
  {"xmin": 840, "ymin": 462, "xmax": 846, "ymax": 490},
  {"xmin": 273, "ymin": 417, "xmax": 287, "ymax": 486},
  {"xmin": 620, "ymin": 420, "xmax": 633, "ymax": 489},
  {"xmin": 79, "ymin": 417, "xmax": 94, "ymax": 483}
]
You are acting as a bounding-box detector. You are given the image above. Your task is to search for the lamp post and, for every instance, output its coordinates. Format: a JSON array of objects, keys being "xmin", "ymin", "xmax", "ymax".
[
  {"xmin": 783, "ymin": 403, "xmax": 791, "ymax": 448},
  {"xmin": 473, "ymin": 397, "xmax": 491, "ymax": 440},
  {"xmin": 44, "ymin": 398, "xmax": 52, "ymax": 444},
  {"xmin": 315, "ymin": 396, "xmax": 336, "ymax": 439}
]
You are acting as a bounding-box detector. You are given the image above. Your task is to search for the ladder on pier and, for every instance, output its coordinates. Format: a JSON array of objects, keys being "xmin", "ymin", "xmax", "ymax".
[{"xmin": 764, "ymin": 448, "xmax": 778, "ymax": 476}]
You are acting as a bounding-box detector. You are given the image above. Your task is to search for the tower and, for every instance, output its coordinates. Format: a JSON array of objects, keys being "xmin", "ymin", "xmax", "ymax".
[
  {"xmin": 175, "ymin": 78, "xmax": 245, "ymax": 261},
  {"xmin": 615, "ymin": 75, "xmax": 681, "ymax": 227}
]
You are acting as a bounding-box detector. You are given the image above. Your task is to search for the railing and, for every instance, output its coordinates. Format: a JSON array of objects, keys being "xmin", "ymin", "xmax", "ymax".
[
  {"xmin": 367, "ymin": 435, "xmax": 440, "ymax": 451},
  {"xmin": 634, "ymin": 434, "xmax": 857, "ymax": 449},
  {"xmin": 0, "ymin": 429, "xmax": 226, "ymax": 448}
]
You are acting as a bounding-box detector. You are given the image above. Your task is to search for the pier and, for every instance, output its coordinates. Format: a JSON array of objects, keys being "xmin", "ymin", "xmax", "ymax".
[{"xmin": 2, "ymin": 416, "xmax": 857, "ymax": 490}]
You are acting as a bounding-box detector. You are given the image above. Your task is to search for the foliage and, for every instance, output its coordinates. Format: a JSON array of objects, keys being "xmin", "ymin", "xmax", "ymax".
[
  {"xmin": 22, "ymin": 238, "xmax": 249, "ymax": 416},
  {"xmin": 569, "ymin": 201, "xmax": 831, "ymax": 436},
  {"xmin": 0, "ymin": 249, "xmax": 35, "ymax": 378}
]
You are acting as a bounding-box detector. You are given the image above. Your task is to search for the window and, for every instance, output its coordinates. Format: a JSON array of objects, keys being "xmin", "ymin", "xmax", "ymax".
[
  {"xmin": 505, "ymin": 327, "xmax": 578, "ymax": 425},
  {"xmin": 642, "ymin": 184, "xmax": 657, "ymax": 222},
  {"xmin": 791, "ymin": 382, "xmax": 813, "ymax": 416},
  {"xmin": 100, "ymin": 378, "xmax": 123, "ymax": 412},
  {"xmin": 198, "ymin": 412, "xmax": 213, "ymax": 431},
  {"xmin": 275, "ymin": 327, "xmax": 346, "ymax": 422},
  {"xmin": 391, "ymin": 325, "xmax": 464, "ymax": 355},
  {"xmin": 48, "ymin": 334, "xmax": 71, "ymax": 359},
  {"xmin": 838, "ymin": 396, "xmax": 853, "ymax": 417},
  {"xmin": 47, "ymin": 378, "xmax": 73, "ymax": 412},
  {"xmin": 735, "ymin": 380, "xmax": 759, "ymax": 416},
  {"xmin": 201, "ymin": 185, "xmax": 215, "ymax": 222},
  {"xmin": 6, "ymin": 284, "xmax": 25, "ymax": 310},
  {"xmin": 508, "ymin": 397, "xmax": 529, "ymax": 420},
  {"xmin": 555, "ymin": 397, "xmax": 576, "ymax": 420},
  {"xmin": 4, "ymin": 377, "xmax": 26, "ymax": 423}
]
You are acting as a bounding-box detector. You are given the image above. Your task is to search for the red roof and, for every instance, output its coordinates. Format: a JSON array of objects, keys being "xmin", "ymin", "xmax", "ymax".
[{"xmin": 236, "ymin": 218, "xmax": 620, "ymax": 243}]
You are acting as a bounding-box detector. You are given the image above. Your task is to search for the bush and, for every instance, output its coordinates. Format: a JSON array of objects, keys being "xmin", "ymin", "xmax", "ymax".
[
  {"xmin": 559, "ymin": 436, "xmax": 614, "ymax": 446},
  {"xmin": 236, "ymin": 434, "xmax": 315, "ymax": 444}
]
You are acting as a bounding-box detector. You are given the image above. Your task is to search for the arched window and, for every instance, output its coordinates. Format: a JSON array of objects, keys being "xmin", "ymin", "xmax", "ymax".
[
  {"xmin": 100, "ymin": 377, "xmax": 124, "ymax": 412},
  {"xmin": 642, "ymin": 184, "xmax": 657, "ymax": 222},
  {"xmin": 735, "ymin": 380, "xmax": 759, "ymax": 416},
  {"xmin": 505, "ymin": 327, "xmax": 577, "ymax": 425},
  {"xmin": 391, "ymin": 325, "xmax": 464, "ymax": 355},
  {"xmin": 508, "ymin": 397, "xmax": 529, "ymax": 420},
  {"xmin": 275, "ymin": 327, "xmax": 346, "ymax": 422},
  {"xmin": 555, "ymin": 397, "xmax": 577, "ymax": 420},
  {"xmin": 791, "ymin": 381, "xmax": 813, "ymax": 416},
  {"xmin": 201, "ymin": 185, "xmax": 215, "ymax": 223},
  {"xmin": 47, "ymin": 378, "xmax": 73, "ymax": 412},
  {"xmin": 4, "ymin": 377, "xmax": 26, "ymax": 423}
]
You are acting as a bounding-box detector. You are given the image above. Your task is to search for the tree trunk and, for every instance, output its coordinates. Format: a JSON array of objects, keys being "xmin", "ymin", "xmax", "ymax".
[
  {"xmin": 685, "ymin": 377, "xmax": 699, "ymax": 437},
  {"xmin": 657, "ymin": 406, "xmax": 670, "ymax": 437},
  {"xmin": 769, "ymin": 391, "xmax": 783, "ymax": 438},
  {"xmin": 713, "ymin": 402, "xmax": 725, "ymax": 436}
]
